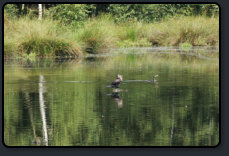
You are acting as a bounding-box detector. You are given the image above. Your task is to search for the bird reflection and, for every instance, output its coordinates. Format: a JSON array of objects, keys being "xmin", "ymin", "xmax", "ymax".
[
  {"xmin": 145, "ymin": 74, "xmax": 159, "ymax": 88},
  {"xmin": 111, "ymin": 92, "xmax": 123, "ymax": 108},
  {"xmin": 152, "ymin": 75, "xmax": 159, "ymax": 88}
]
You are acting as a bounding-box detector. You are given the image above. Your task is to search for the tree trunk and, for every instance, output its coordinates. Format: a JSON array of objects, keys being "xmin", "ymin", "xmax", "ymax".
[{"xmin": 38, "ymin": 4, "xmax": 42, "ymax": 20}]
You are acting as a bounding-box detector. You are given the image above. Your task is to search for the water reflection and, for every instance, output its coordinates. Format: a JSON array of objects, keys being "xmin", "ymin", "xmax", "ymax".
[
  {"xmin": 38, "ymin": 75, "xmax": 48, "ymax": 146},
  {"xmin": 4, "ymin": 47, "xmax": 219, "ymax": 146},
  {"xmin": 18, "ymin": 75, "xmax": 50, "ymax": 146},
  {"xmin": 111, "ymin": 92, "xmax": 123, "ymax": 109},
  {"xmin": 24, "ymin": 92, "xmax": 42, "ymax": 145}
]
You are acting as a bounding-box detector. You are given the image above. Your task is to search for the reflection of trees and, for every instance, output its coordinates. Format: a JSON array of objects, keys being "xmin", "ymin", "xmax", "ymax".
[
  {"xmin": 4, "ymin": 53, "xmax": 219, "ymax": 146},
  {"xmin": 170, "ymin": 93, "xmax": 175, "ymax": 146},
  {"xmin": 22, "ymin": 75, "xmax": 50, "ymax": 146},
  {"xmin": 24, "ymin": 92, "xmax": 42, "ymax": 145},
  {"xmin": 4, "ymin": 74, "xmax": 52, "ymax": 146},
  {"xmin": 93, "ymin": 66, "xmax": 219, "ymax": 146},
  {"xmin": 38, "ymin": 75, "xmax": 48, "ymax": 146}
]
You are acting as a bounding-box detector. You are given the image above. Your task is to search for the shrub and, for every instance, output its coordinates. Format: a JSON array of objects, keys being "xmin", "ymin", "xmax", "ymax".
[
  {"xmin": 4, "ymin": 4, "xmax": 19, "ymax": 19},
  {"xmin": 47, "ymin": 4, "xmax": 90, "ymax": 28}
]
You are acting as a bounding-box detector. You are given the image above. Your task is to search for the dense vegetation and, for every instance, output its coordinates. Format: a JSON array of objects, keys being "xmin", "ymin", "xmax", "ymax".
[
  {"xmin": 4, "ymin": 4, "xmax": 219, "ymax": 57},
  {"xmin": 4, "ymin": 4, "xmax": 219, "ymax": 146}
]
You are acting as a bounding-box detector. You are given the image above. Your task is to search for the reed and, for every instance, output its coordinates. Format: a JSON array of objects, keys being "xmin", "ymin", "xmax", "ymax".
[
  {"xmin": 4, "ymin": 15, "xmax": 219, "ymax": 58},
  {"xmin": 4, "ymin": 17, "xmax": 81, "ymax": 57},
  {"xmin": 147, "ymin": 16, "xmax": 219, "ymax": 46},
  {"xmin": 74, "ymin": 15, "xmax": 117, "ymax": 54}
]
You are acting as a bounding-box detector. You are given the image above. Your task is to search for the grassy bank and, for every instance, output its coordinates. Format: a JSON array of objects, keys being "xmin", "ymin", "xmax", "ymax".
[
  {"xmin": 4, "ymin": 15, "xmax": 219, "ymax": 58},
  {"xmin": 4, "ymin": 17, "xmax": 81, "ymax": 58}
]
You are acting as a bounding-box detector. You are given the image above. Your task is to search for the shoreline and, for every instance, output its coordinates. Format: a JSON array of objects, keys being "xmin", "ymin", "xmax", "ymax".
[{"xmin": 4, "ymin": 46, "xmax": 219, "ymax": 62}]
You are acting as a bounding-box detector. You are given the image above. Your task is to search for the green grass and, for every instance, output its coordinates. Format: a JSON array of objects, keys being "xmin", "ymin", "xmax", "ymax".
[
  {"xmin": 147, "ymin": 16, "xmax": 219, "ymax": 46},
  {"xmin": 4, "ymin": 17, "xmax": 81, "ymax": 58},
  {"xmin": 4, "ymin": 15, "xmax": 219, "ymax": 58},
  {"xmin": 179, "ymin": 42, "xmax": 193, "ymax": 50},
  {"xmin": 4, "ymin": 39, "xmax": 15, "ymax": 58},
  {"xmin": 73, "ymin": 15, "xmax": 118, "ymax": 54},
  {"xmin": 19, "ymin": 38, "xmax": 78, "ymax": 57}
]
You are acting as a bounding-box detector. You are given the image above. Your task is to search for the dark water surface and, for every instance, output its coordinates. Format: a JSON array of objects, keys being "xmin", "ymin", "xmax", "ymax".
[{"xmin": 4, "ymin": 47, "xmax": 219, "ymax": 146}]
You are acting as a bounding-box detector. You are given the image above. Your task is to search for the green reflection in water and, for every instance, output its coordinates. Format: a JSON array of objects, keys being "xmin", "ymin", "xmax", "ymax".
[{"xmin": 4, "ymin": 48, "xmax": 219, "ymax": 146}]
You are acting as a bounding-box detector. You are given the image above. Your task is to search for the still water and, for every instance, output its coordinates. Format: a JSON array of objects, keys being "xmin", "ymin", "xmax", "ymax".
[{"xmin": 4, "ymin": 47, "xmax": 219, "ymax": 146}]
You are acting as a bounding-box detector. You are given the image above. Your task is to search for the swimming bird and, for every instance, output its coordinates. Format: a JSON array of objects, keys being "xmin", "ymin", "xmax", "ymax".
[{"xmin": 111, "ymin": 74, "xmax": 123, "ymax": 88}]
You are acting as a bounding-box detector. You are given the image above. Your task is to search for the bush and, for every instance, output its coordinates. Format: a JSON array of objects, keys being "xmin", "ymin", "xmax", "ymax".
[
  {"xmin": 46, "ymin": 4, "xmax": 90, "ymax": 27},
  {"xmin": 107, "ymin": 4, "xmax": 219, "ymax": 23},
  {"xmin": 4, "ymin": 4, "xmax": 19, "ymax": 19}
]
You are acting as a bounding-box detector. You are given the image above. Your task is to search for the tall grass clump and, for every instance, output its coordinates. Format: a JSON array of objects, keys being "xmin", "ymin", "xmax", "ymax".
[
  {"xmin": 115, "ymin": 21, "xmax": 152, "ymax": 47},
  {"xmin": 147, "ymin": 16, "xmax": 219, "ymax": 46},
  {"xmin": 4, "ymin": 14, "xmax": 219, "ymax": 58},
  {"xmin": 75, "ymin": 15, "xmax": 117, "ymax": 54},
  {"xmin": 4, "ymin": 17, "xmax": 81, "ymax": 58}
]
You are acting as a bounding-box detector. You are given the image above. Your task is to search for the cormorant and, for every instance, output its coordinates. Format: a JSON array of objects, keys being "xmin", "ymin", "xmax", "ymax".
[{"xmin": 111, "ymin": 74, "xmax": 123, "ymax": 87}]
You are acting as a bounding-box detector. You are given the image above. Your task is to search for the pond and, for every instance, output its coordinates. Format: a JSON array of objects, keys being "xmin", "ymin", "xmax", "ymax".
[{"xmin": 4, "ymin": 47, "xmax": 219, "ymax": 146}]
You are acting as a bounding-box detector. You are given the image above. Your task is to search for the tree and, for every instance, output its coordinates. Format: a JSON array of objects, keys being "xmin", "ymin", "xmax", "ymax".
[{"xmin": 38, "ymin": 4, "xmax": 42, "ymax": 20}]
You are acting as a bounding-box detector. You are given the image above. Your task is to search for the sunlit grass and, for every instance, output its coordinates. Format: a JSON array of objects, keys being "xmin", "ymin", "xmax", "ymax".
[
  {"xmin": 4, "ymin": 17, "xmax": 81, "ymax": 57},
  {"xmin": 147, "ymin": 16, "xmax": 219, "ymax": 46},
  {"xmin": 4, "ymin": 15, "xmax": 219, "ymax": 57},
  {"xmin": 74, "ymin": 15, "xmax": 118, "ymax": 53}
]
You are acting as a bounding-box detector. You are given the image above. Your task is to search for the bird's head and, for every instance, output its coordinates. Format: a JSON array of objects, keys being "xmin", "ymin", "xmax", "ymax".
[{"xmin": 116, "ymin": 74, "xmax": 123, "ymax": 81}]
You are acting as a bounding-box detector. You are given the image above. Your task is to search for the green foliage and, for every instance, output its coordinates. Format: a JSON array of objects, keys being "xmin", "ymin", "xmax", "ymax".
[
  {"xmin": 179, "ymin": 42, "xmax": 193, "ymax": 50},
  {"xmin": 116, "ymin": 38, "xmax": 151, "ymax": 48},
  {"xmin": 46, "ymin": 4, "xmax": 90, "ymax": 27},
  {"xmin": 4, "ymin": 4, "xmax": 219, "ymax": 24},
  {"xmin": 4, "ymin": 4, "xmax": 19, "ymax": 18},
  {"xmin": 191, "ymin": 4, "xmax": 219, "ymax": 17},
  {"xmin": 22, "ymin": 52, "xmax": 36, "ymax": 62},
  {"xmin": 4, "ymin": 4, "xmax": 219, "ymax": 58},
  {"xmin": 107, "ymin": 4, "xmax": 219, "ymax": 23}
]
